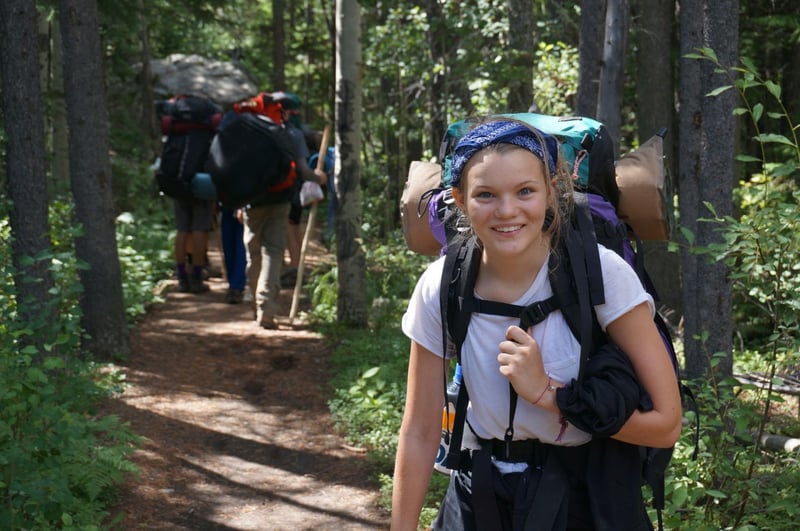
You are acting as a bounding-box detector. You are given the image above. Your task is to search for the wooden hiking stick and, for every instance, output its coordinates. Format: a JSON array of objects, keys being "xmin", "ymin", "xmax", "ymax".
[{"xmin": 289, "ymin": 125, "xmax": 331, "ymax": 322}]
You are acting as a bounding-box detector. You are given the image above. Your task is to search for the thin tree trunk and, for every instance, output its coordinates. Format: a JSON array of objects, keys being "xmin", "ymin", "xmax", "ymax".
[
  {"xmin": 335, "ymin": 0, "xmax": 368, "ymax": 326},
  {"xmin": 635, "ymin": 0, "xmax": 681, "ymax": 323},
  {"xmin": 576, "ymin": 0, "xmax": 606, "ymax": 117},
  {"xmin": 59, "ymin": 0, "xmax": 130, "ymax": 360},
  {"xmin": 47, "ymin": 13, "xmax": 71, "ymax": 198},
  {"xmin": 138, "ymin": 0, "xmax": 159, "ymax": 157},
  {"xmin": 507, "ymin": 0, "xmax": 535, "ymax": 113},
  {"xmin": 596, "ymin": 0, "xmax": 628, "ymax": 150},
  {"xmin": 0, "ymin": 0, "xmax": 56, "ymax": 350}
]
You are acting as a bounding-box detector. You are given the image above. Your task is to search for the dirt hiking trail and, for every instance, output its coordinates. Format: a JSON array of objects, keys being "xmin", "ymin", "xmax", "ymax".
[{"xmin": 106, "ymin": 224, "xmax": 391, "ymax": 530}]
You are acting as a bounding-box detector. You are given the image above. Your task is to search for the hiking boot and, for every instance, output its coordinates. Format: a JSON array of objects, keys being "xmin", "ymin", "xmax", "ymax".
[
  {"xmin": 280, "ymin": 267, "xmax": 298, "ymax": 288},
  {"xmin": 177, "ymin": 276, "xmax": 191, "ymax": 293},
  {"xmin": 189, "ymin": 277, "xmax": 210, "ymax": 294},
  {"xmin": 225, "ymin": 289, "xmax": 244, "ymax": 304},
  {"xmin": 259, "ymin": 317, "xmax": 277, "ymax": 330}
]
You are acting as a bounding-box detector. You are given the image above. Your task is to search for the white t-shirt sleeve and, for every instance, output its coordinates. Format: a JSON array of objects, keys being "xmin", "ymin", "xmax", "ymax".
[
  {"xmin": 401, "ymin": 257, "xmax": 450, "ymax": 358},
  {"xmin": 594, "ymin": 244, "xmax": 655, "ymax": 330}
]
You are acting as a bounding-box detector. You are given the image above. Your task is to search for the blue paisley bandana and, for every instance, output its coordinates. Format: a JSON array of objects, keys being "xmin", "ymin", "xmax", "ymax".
[{"xmin": 450, "ymin": 120, "xmax": 559, "ymax": 187}]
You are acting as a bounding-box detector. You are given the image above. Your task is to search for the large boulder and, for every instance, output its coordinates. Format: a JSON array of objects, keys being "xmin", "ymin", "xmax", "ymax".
[{"xmin": 150, "ymin": 54, "xmax": 258, "ymax": 108}]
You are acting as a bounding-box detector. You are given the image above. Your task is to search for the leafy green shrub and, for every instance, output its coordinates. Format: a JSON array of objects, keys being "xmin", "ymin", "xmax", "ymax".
[
  {"xmin": 306, "ymin": 234, "xmax": 431, "ymax": 328},
  {"xmin": 115, "ymin": 210, "xmax": 174, "ymax": 322},
  {"xmin": 0, "ymin": 257, "xmax": 142, "ymax": 529},
  {"xmin": 533, "ymin": 41, "xmax": 578, "ymax": 116},
  {"xmin": 329, "ymin": 366, "xmax": 405, "ymax": 466},
  {"xmin": 0, "ymin": 199, "xmax": 151, "ymax": 529},
  {"xmin": 663, "ymin": 353, "xmax": 800, "ymax": 530},
  {"xmin": 327, "ymin": 323, "xmax": 411, "ymax": 467}
]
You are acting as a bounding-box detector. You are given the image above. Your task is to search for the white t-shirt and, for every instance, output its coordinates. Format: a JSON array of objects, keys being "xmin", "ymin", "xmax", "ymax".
[{"xmin": 402, "ymin": 244, "xmax": 654, "ymax": 446}]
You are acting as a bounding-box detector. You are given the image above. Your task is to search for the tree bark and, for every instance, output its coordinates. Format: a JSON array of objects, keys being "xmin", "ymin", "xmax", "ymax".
[
  {"xmin": 634, "ymin": 0, "xmax": 681, "ymax": 323},
  {"xmin": 595, "ymin": 0, "xmax": 628, "ymax": 151},
  {"xmin": 0, "ymin": 0, "xmax": 55, "ymax": 348},
  {"xmin": 335, "ymin": 0, "xmax": 368, "ymax": 326},
  {"xmin": 59, "ymin": 0, "xmax": 130, "ymax": 360},
  {"xmin": 506, "ymin": 0, "xmax": 535, "ymax": 113},
  {"xmin": 41, "ymin": 11, "xmax": 71, "ymax": 199},
  {"xmin": 138, "ymin": 0, "xmax": 159, "ymax": 157},
  {"xmin": 678, "ymin": 0, "xmax": 738, "ymax": 380},
  {"xmin": 576, "ymin": 0, "xmax": 606, "ymax": 117}
]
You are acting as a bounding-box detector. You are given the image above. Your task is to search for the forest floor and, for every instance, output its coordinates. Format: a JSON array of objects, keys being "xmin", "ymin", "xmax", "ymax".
[{"xmin": 103, "ymin": 222, "xmax": 391, "ymax": 530}]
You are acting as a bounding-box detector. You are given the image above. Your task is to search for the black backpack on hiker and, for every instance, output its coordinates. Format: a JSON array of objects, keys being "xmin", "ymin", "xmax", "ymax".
[
  {"xmin": 155, "ymin": 95, "xmax": 222, "ymax": 200},
  {"xmin": 406, "ymin": 113, "xmax": 697, "ymax": 530},
  {"xmin": 206, "ymin": 109, "xmax": 298, "ymax": 209}
]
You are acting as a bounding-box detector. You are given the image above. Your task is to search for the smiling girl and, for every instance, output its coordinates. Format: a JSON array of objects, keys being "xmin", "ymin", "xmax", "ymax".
[{"xmin": 390, "ymin": 119, "xmax": 682, "ymax": 530}]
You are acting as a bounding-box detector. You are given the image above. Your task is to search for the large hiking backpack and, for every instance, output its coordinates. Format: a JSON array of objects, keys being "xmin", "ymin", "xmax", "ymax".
[
  {"xmin": 411, "ymin": 114, "xmax": 696, "ymax": 530},
  {"xmin": 401, "ymin": 113, "xmax": 673, "ymax": 255},
  {"xmin": 206, "ymin": 108, "xmax": 298, "ymax": 209},
  {"xmin": 155, "ymin": 95, "xmax": 222, "ymax": 199}
]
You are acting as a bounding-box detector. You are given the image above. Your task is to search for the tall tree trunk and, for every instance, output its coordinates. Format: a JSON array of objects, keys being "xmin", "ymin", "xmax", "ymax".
[
  {"xmin": 423, "ymin": 0, "xmax": 449, "ymax": 155},
  {"xmin": 44, "ymin": 12, "xmax": 71, "ymax": 199},
  {"xmin": 678, "ymin": 0, "xmax": 738, "ymax": 380},
  {"xmin": 138, "ymin": 0, "xmax": 159, "ymax": 157},
  {"xmin": 272, "ymin": 0, "xmax": 286, "ymax": 89},
  {"xmin": 634, "ymin": 0, "xmax": 681, "ymax": 324},
  {"xmin": 59, "ymin": 0, "xmax": 130, "ymax": 360},
  {"xmin": 506, "ymin": 0, "xmax": 535, "ymax": 113},
  {"xmin": 635, "ymin": 0, "xmax": 675, "ymax": 161},
  {"xmin": 595, "ymin": 0, "xmax": 628, "ymax": 151},
  {"xmin": 335, "ymin": 0, "xmax": 367, "ymax": 326},
  {"xmin": 576, "ymin": 0, "xmax": 606, "ymax": 117},
  {"xmin": 0, "ymin": 0, "xmax": 56, "ymax": 349}
]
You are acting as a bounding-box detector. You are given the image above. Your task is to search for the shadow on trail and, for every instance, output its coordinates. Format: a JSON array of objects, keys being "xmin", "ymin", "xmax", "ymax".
[
  {"xmin": 112, "ymin": 401, "xmax": 377, "ymax": 489},
  {"xmin": 178, "ymin": 458, "xmax": 388, "ymax": 530},
  {"xmin": 109, "ymin": 239, "xmax": 389, "ymax": 530}
]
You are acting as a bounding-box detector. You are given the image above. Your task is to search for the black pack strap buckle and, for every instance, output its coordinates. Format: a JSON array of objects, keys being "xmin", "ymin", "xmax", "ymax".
[{"xmin": 519, "ymin": 296, "xmax": 558, "ymax": 329}]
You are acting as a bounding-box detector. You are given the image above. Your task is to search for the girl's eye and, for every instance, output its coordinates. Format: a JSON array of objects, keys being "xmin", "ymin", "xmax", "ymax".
[
  {"xmin": 476, "ymin": 191, "xmax": 494, "ymax": 199},
  {"xmin": 519, "ymin": 187, "xmax": 534, "ymax": 196}
]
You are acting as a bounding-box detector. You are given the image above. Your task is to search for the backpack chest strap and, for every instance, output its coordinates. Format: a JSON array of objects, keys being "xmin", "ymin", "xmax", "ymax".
[
  {"xmin": 460, "ymin": 295, "xmax": 558, "ymax": 330},
  {"xmin": 458, "ymin": 293, "xmax": 560, "ymax": 456}
]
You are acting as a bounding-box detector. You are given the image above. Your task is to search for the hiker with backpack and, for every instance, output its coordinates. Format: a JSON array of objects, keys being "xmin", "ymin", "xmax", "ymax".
[
  {"xmin": 236, "ymin": 91, "xmax": 327, "ymax": 329},
  {"xmin": 154, "ymin": 95, "xmax": 223, "ymax": 294},
  {"xmin": 391, "ymin": 118, "xmax": 682, "ymax": 530}
]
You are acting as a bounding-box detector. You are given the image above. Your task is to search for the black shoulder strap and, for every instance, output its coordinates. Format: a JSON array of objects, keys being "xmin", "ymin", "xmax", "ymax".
[
  {"xmin": 440, "ymin": 236, "xmax": 478, "ymax": 469},
  {"xmin": 573, "ymin": 192, "xmax": 605, "ymax": 308},
  {"xmin": 551, "ymin": 195, "xmax": 606, "ymax": 382},
  {"xmin": 441, "ymin": 235, "xmax": 563, "ymax": 468}
]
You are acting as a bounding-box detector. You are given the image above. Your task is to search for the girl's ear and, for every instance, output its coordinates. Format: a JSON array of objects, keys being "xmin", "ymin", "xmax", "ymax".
[{"xmin": 451, "ymin": 187, "xmax": 465, "ymax": 210}]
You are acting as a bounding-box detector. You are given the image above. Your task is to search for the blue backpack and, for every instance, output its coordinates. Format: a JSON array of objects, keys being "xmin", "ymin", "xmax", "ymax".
[{"xmin": 440, "ymin": 113, "xmax": 616, "ymax": 192}]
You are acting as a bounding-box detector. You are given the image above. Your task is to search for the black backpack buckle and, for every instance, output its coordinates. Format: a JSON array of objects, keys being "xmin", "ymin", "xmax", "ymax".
[{"xmin": 520, "ymin": 297, "xmax": 557, "ymax": 328}]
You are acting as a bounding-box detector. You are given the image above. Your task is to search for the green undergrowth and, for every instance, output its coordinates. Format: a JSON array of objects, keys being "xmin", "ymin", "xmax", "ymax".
[{"xmin": 0, "ymin": 199, "xmax": 174, "ymax": 529}]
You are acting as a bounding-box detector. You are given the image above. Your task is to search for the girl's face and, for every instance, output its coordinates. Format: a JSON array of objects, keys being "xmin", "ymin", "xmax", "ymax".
[{"xmin": 454, "ymin": 146, "xmax": 552, "ymax": 260}]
